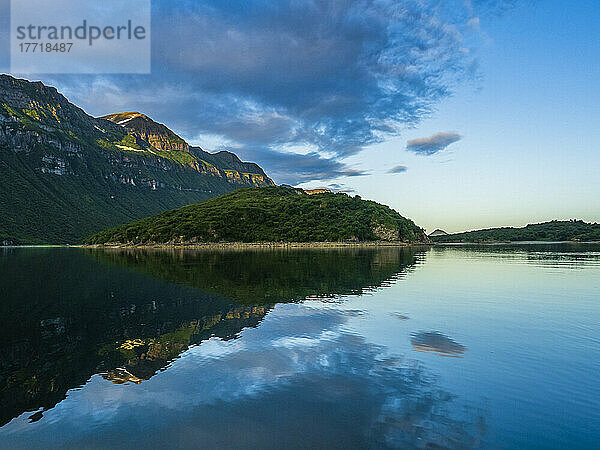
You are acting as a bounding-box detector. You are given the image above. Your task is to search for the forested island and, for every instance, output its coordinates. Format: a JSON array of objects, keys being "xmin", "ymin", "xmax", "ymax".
[{"xmin": 87, "ymin": 186, "xmax": 429, "ymax": 245}]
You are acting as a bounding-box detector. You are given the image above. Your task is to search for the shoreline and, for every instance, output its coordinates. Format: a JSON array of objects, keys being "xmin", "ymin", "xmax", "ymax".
[
  {"xmin": 432, "ymin": 240, "xmax": 600, "ymax": 245},
  {"xmin": 77, "ymin": 241, "xmax": 432, "ymax": 250},
  {"xmin": 4, "ymin": 240, "xmax": 599, "ymax": 249}
]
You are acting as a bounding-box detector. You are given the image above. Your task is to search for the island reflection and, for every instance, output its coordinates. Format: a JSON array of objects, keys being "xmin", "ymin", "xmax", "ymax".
[
  {"xmin": 0, "ymin": 246, "xmax": 422, "ymax": 427},
  {"xmin": 86, "ymin": 246, "xmax": 425, "ymax": 303}
]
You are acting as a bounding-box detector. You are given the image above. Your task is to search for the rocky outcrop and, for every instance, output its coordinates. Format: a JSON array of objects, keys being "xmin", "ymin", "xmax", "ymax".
[
  {"xmin": 372, "ymin": 223, "xmax": 400, "ymax": 241},
  {"xmin": 101, "ymin": 112, "xmax": 190, "ymax": 152},
  {"xmin": 193, "ymin": 148, "xmax": 274, "ymax": 186},
  {"xmin": 305, "ymin": 188, "xmax": 331, "ymax": 195},
  {"xmin": 100, "ymin": 114, "xmax": 275, "ymax": 187},
  {"xmin": 0, "ymin": 74, "xmax": 275, "ymax": 243}
]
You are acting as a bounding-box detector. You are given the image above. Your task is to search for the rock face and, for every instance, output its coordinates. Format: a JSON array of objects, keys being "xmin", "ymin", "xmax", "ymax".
[
  {"xmin": 372, "ymin": 223, "xmax": 400, "ymax": 241},
  {"xmin": 101, "ymin": 113, "xmax": 274, "ymax": 186},
  {"xmin": 0, "ymin": 74, "xmax": 274, "ymax": 244},
  {"xmin": 102, "ymin": 112, "xmax": 190, "ymax": 152}
]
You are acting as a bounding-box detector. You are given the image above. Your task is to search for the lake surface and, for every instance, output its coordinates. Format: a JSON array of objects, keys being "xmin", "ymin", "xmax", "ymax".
[{"xmin": 0, "ymin": 244, "xmax": 599, "ymax": 449}]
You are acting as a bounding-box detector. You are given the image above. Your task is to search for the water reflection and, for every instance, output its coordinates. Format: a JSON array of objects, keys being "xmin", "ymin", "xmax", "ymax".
[
  {"xmin": 432, "ymin": 242, "xmax": 600, "ymax": 269},
  {"xmin": 4, "ymin": 244, "xmax": 597, "ymax": 448},
  {"xmin": 0, "ymin": 247, "xmax": 421, "ymax": 428},
  {"xmin": 411, "ymin": 331, "xmax": 467, "ymax": 358},
  {"xmin": 391, "ymin": 312, "xmax": 410, "ymax": 320},
  {"xmin": 1, "ymin": 303, "xmax": 486, "ymax": 449},
  {"xmin": 86, "ymin": 246, "xmax": 425, "ymax": 303}
]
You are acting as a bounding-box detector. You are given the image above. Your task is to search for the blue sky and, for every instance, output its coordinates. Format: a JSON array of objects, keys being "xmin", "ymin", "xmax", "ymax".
[{"xmin": 1, "ymin": 0, "xmax": 599, "ymax": 232}]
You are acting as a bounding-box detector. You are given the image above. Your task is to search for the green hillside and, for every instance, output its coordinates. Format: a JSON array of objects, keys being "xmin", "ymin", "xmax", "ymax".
[
  {"xmin": 0, "ymin": 75, "xmax": 272, "ymax": 244},
  {"xmin": 432, "ymin": 220, "xmax": 600, "ymax": 243},
  {"xmin": 87, "ymin": 187, "xmax": 428, "ymax": 245}
]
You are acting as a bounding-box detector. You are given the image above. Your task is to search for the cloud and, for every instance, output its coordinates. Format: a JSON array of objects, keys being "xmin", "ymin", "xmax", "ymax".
[
  {"xmin": 230, "ymin": 146, "xmax": 358, "ymax": 185},
  {"xmin": 467, "ymin": 16, "xmax": 481, "ymax": 30},
  {"xmin": 327, "ymin": 183, "xmax": 355, "ymax": 193},
  {"xmin": 388, "ymin": 165, "xmax": 408, "ymax": 174},
  {"xmin": 341, "ymin": 169, "xmax": 369, "ymax": 177},
  {"xmin": 406, "ymin": 132, "xmax": 462, "ymax": 155},
  {"xmin": 35, "ymin": 0, "xmax": 510, "ymax": 182}
]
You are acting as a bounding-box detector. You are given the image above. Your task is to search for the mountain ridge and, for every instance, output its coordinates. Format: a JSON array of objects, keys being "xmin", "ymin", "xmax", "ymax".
[
  {"xmin": 428, "ymin": 229, "xmax": 448, "ymax": 237},
  {"xmin": 100, "ymin": 110, "xmax": 273, "ymax": 184},
  {"xmin": 0, "ymin": 74, "xmax": 273, "ymax": 244}
]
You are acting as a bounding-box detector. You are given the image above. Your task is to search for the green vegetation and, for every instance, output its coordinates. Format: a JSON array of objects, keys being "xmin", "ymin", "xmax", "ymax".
[
  {"xmin": 432, "ymin": 220, "xmax": 600, "ymax": 243},
  {"xmin": 0, "ymin": 75, "xmax": 273, "ymax": 244},
  {"xmin": 118, "ymin": 134, "xmax": 141, "ymax": 150},
  {"xmin": 152, "ymin": 148, "xmax": 199, "ymax": 165},
  {"xmin": 0, "ymin": 144, "xmax": 243, "ymax": 244},
  {"xmin": 87, "ymin": 187, "xmax": 428, "ymax": 244}
]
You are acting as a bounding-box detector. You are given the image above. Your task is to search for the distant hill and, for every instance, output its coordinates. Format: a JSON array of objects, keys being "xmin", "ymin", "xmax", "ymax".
[
  {"xmin": 87, "ymin": 187, "xmax": 429, "ymax": 245},
  {"xmin": 0, "ymin": 75, "xmax": 273, "ymax": 244},
  {"xmin": 432, "ymin": 220, "xmax": 600, "ymax": 243},
  {"xmin": 429, "ymin": 229, "xmax": 448, "ymax": 237}
]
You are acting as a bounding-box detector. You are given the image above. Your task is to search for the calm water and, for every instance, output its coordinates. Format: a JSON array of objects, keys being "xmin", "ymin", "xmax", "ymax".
[{"xmin": 0, "ymin": 244, "xmax": 599, "ymax": 449}]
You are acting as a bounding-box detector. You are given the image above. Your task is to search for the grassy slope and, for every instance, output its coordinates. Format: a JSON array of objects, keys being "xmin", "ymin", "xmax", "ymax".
[
  {"xmin": 432, "ymin": 220, "xmax": 600, "ymax": 243},
  {"xmin": 0, "ymin": 146, "xmax": 243, "ymax": 244},
  {"xmin": 88, "ymin": 187, "xmax": 428, "ymax": 244}
]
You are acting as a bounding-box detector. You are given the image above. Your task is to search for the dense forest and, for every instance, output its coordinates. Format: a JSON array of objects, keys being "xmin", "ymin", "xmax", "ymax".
[
  {"xmin": 87, "ymin": 187, "xmax": 428, "ymax": 244},
  {"xmin": 432, "ymin": 220, "xmax": 600, "ymax": 243}
]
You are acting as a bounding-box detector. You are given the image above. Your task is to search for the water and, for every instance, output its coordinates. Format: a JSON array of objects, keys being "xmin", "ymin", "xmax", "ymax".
[{"xmin": 0, "ymin": 244, "xmax": 598, "ymax": 449}]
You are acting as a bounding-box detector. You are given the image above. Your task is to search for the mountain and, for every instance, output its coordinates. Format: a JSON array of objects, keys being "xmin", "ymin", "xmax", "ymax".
[
  {"xmin": 431, "ymin": 220, "xmax": 600, "ymax": 243},
  {"xmin": 0, "ymin": 75, "xmax": 273, "ymax": 244},
  {"xmin": 101, "ymin": 112, "xmax": 272, "ymax": 185},
  {"xmin": 429, "ymin": 229, "xmax": 448, "ymax": 237},
  {"xmin": 87, "ymin": 186, "xmax": 429, "ymax": 245}
]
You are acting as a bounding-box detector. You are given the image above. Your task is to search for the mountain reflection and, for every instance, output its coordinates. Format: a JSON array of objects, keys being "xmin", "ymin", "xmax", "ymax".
[
  {"xmin": 0, "ymin": 247, "xmax": 420, "ymax": 427},
  {"xmin": 2, "ymin": 303, "xmax": 487, "ymax": 449}
]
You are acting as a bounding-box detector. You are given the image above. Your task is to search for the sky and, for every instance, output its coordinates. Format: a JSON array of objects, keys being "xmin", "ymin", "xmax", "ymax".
[{"xmin": 1, "ymin": 0, "xmax": 599, "ymax": 233}]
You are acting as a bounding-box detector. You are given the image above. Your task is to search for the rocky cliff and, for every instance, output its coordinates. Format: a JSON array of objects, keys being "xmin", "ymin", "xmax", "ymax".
[
  {"xmin": 0, "ymin": 75, "xmax": 274, "ymax": 244},
  {"xmin": 101, "ymin": 111, "xmax": 274, "ymax": 186},
  {"xmin": 101, "ymin": 111, "xmax": 190, "ymax": 152}
]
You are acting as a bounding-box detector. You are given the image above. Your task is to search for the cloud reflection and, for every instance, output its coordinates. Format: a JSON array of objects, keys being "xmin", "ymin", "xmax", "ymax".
[
  {"xmin": 1, "ymin": 304, "xmax": 484, "ymax": 448},
  {"xmin": 411, "ymin": 331, "xmax": 467, "ymax": 357}
]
